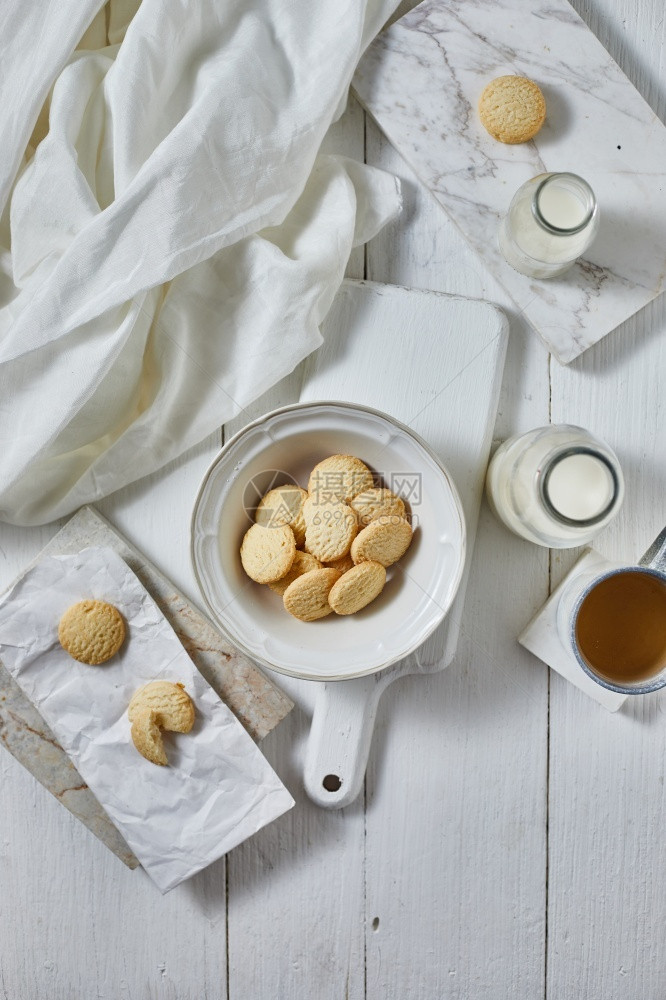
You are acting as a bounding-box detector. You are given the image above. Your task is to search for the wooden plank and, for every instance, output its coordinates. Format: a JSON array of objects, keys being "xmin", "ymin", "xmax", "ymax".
[
  {"xmin": 225, "ymin": 96, "xmax": 368, "ymax": 1000},
  {"xmin": 546, "ymin": 0, "xmax": 666, "ymax": 993},
  {"xmin": 0, "ymin": 433, "xmax": 229, "ymax": 999},
  {"xmin": 362, "ymin": 114, "xmax": 550, "ymax": 999}
]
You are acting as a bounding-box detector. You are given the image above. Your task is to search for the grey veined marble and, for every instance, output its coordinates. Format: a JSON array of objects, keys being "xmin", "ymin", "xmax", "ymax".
[{"xmin": 353, "ymin": 0, "xmax": 666, "ymax": 363}]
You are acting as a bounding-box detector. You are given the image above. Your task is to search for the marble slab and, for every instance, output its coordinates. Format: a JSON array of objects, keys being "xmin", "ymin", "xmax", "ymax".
[
  {"xmin": 353, "ymin": 0, "xmax": 666, "ymax": 363},
  {"xmin": 0, "ymin": 506, "xmax": 293, "ymax": 868},
  {"xmin": 518, "ymin": 549, "xmax": 626, "ymax": 712}
]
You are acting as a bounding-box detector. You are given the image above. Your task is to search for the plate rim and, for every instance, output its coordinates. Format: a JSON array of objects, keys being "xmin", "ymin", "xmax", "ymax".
[{"xmin": 190, "ymin": 399, "xmax": 467, "ymax": 682}]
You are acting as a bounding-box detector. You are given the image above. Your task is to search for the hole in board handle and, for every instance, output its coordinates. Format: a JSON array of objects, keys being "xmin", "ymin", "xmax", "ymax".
[{"xmin": 322, "ymin": 774, "xmax": 342, "ymax": 792}]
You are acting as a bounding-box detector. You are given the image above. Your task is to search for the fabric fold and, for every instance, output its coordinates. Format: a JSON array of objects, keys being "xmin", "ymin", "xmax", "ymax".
[{"xmin": 0, "ymin": 0, "xmax": 401, "ymax": 525}]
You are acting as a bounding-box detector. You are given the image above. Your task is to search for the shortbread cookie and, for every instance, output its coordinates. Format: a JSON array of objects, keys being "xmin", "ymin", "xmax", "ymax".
[
  {"xmin": 268, "ymin": 550, "xmax": 322, "ymax": 596},
  {"xmin": 128, "ymin": 681, "xmax": 195, "ymax": 733},
  {"xmin": 303, "ymin": 496, "xmax": 357, "ymax": 562},
  {"xmin": 324, "ymin": 552, "xmax": 355, "ymax": 574},
  {"xmin": 328, "ymin": 561, "xmax": 386, "ymax": 615},
  {"xmin": 255, "ymin": 484, "xmax": 308, "ymax": 547},
  {"xmin": 283, "ymin": 568, "xmax": 341, "ymax": 622},
  {"xmin": 308, "ymin": 454, "xmax": 374, "ymax": 503},
  {"xmin": 128, "ymin": 681, "xmax": 195, "ymax": 765},
  {"xmin": 240, "ymin": 523, "xmax": 296, "ymax": 583},
  {"xmin": 478, "ymin": 76, "xmax": 546, "ymax": 144},
  {"xmin": 58, "ymin": 599, "xmax": 125, "ymax": 665},
  {"xmin": 130, "ymin": 709, "xmax": 168, "ymax": 766},
  {"xmin": 350, "ymin": 487, "xmax": 406, "ymax": 527},
  {"xmin": 351, "ymin": 515, "xmax": 413, "ymax": 567}
]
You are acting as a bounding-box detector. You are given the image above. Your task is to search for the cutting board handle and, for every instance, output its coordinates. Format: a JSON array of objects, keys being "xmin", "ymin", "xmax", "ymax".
[{"xmin": 303, "ymin": 671, "xmax": 396, "ymax": 809}]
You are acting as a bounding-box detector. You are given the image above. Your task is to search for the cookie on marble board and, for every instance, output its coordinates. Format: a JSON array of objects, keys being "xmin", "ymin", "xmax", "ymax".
[
  {"xmin": 58, "ymin": 599, "xmax": 126, "ymax": 665},
  {"xmin": 478, "ymin": 75, "xmax": 546, "ymax": 144}
]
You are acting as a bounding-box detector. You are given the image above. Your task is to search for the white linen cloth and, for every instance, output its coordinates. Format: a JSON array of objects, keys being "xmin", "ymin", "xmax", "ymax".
[{"xmin": 0, "ymin": 0, "xmax": 401, "ymax": 525}]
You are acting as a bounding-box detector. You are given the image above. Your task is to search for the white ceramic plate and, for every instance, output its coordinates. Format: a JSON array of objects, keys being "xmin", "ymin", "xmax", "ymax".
[{"xmin": 191, "ymin": 401, "xmax": 466, "ymax": 681}]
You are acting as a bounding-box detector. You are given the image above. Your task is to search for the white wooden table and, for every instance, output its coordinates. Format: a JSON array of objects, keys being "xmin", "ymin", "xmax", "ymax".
[{"xmin": 1, "ymin": 1, "xmax": 665, "ymax": 996}]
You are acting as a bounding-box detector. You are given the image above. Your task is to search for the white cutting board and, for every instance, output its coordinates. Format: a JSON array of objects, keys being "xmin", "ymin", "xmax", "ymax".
[
  {"xmin": 300, "ymin": 280, "xmax": 508, "ymax": 807},
  {"xmin": 353, "ymin": 0, "xmax": 666, "ymax": 364}
]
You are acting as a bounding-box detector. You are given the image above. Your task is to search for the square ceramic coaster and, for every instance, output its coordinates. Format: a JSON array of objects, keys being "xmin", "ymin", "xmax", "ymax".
[{"xmin": 519, "ymin": 549, "xmax": 626, "ymax": 712}]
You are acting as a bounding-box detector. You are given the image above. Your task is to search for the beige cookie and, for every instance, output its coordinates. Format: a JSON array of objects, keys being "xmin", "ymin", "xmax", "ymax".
[
  {"xmin": 328, "ymin": 561, "xmax": 387, "ymax": 616},
  {"xmin": 478, "ymin": 76, "xmax": 546, "ymax": 144},
  {"xmin": 240, "ymin": 523, "xmax": 296, "ymax": 584},
  {"xmin": 58, "ymin": 599, "xmax": 126, "ymax": 665},
  {"xmin": 128, "ymin": 681, "xmax": 195, "ymax": 765},
  {"xmin": 351, "ymin": 515, "xmax": 413, "ymax": 567},
  {"xmin": 283, "ymin": 568, "xmax": 341, "ymax": 622},
  {"xmin": 130, "ymin": 709, "xmax": 168, "ymax": 766},
  {"xmin": 308, "ymin": 454, "xmax": 374, "ymax": 503},
  {"xmin": 128, "ymin": 681, "xmax": 195, "ymax": 732},
  {"xmin": 268, "ymin": 550, "xmax": 322, "ymax": 596},
  {"xmin": 324, "ymin": 552, "xmax": 355, "ymax": 574},
  {"xmin": 302, "ymin": 496, "xmax": 357, "ymax": 562},
  {"xmin": 350, "ymin": 487, "xmax": 406, "ymax": 527},
  {"xmin": 255, "ymin": 484, "xmax": 308, "ymax": 547}
]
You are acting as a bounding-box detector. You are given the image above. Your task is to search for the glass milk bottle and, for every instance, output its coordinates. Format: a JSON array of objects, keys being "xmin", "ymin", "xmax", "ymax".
[
  {"xmin": 485, "ymin": 425, "xmax": 624, "ymax": 548},
  {"xmin": 499, "ymin": 173, "xmax": 599, "ymax": 278}
]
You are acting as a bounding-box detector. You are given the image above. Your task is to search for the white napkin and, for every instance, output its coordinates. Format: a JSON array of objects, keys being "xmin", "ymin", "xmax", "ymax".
[
  {"xmin": 0, "ymin": 547, "xmax": 295, "ymax": 892},
  {"xmin": 0, "ymin": 0, "xmax": 401, "ymax": 525}
]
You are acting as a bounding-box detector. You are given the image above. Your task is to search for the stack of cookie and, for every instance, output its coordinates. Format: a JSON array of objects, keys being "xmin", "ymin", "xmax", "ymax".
[{"xmin": 240, "ymin": 454, "xmax": 414, "ymax": 621}]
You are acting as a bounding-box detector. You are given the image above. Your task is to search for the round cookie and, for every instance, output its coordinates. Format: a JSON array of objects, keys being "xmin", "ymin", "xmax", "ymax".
[
  {"xmin": 350, "ymin": 487, "xmax": 405, "ymax": 527},
  {"xmin": 308, "ymin": 454, "xmax": 374, "ymax": 503},
  {"xmin": 255, "ymin": 484, "xmax": 308, "ymax": 547},
  {"xmin": 128, "ymin": 681, "xmax": 195, "ymax": 733},
  {"xmin": 268, "ymin": 550, "xmax": 322, "ymax": 596},
  {"xmin": 351, "ymin": 515, "xmax": 413, "ymax": 568},
  {"xmin": 58, "ymin": 599, "xmax": 125, "ymax": 665},
  {"xmin": 324, "ymin": 552, "xmax": 355, "ymax": 574},
  {"xmin": 240, "ymin": 523, "xmax": 296, "ymax": 584},
  {"xmin": 130, "ymin": 709, "xmax": 168, "ymax": 766},
  {"xmin": 283, "ymin": 568, "xmax": 341, "ymax": 622},
  {"xmin": 478, "ymin": 76, "xmax": 546, "ymax": 144},
  {"xmin": 302, "ymin": 496, "xmax": 358, "ymax": 562},
  {"xmin": 328, "ymin": 561, "xmax": 387, "ymax": 616}
]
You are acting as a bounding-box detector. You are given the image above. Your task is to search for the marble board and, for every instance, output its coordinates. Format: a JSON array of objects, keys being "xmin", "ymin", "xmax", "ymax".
[
  {"xmin": 0, "ymin": 506, "xmax": 293, "ymax": 869},
  {"xmin": 353, "ymin": 0, "xmax": 666, "ymax": 363}
]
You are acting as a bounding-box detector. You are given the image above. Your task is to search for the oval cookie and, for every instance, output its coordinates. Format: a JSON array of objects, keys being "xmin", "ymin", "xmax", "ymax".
[
  {"xmin": 308, "ymin": 454, "xmax": 374, "ymax": 503},
  {"xmin": 268, "ymin": 550, "xmax": 322, "ymax": 596},
  {"xmin": 351, "ymin": 515, "xmax": 413, "ymax": 568},
  {"xmin": 240, "ymin": 523, "xmax": 296, "ymax": 583},
  {"xmin": 283, "ymin": 568, "xmax": 341, "ymax": 622},
  {"xmin": 478, "ymin": 75, "xmax": 546, "ymax": 144},
  {"xmin": 303, "ymin": 496, "xmax": 357, "ymax": 562},
  {"xmin": 58, "ymin": 599, "xmax": 126, "ymax": 665},
  {"xmin": 350, "ymin": 487, "xmax": 405, "ymax": 527},
  {"xmin": 328, "ymin": 561, "xmax": 386, "ymax": 615},
  {"xmin": 255, "ymin": 484, "xmax": 308, "ymax": 547}
]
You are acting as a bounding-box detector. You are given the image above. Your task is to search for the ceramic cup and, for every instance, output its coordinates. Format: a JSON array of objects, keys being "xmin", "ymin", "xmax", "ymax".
[{"xmin": 556, "ymin": 528, "xmax": 666, "ymax": 694}]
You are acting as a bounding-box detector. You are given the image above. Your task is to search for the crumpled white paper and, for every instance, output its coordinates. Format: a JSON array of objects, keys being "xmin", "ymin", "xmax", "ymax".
[
  {"xmin": 0, "ymin": 547, "xmax": 294, "ymax": 892},
  {"xmin": 0, "ymin": 0, "xmax": 401, "ymax": 525}
]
